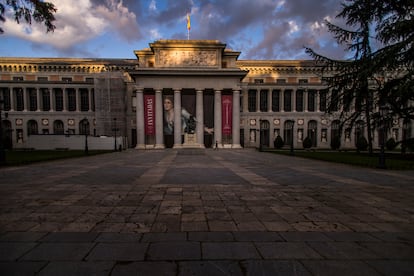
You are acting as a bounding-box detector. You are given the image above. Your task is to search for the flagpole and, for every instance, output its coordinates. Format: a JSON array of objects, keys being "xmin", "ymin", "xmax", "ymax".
[{"xmin": 186, "ymin": 12, "xmax": 191, "ymax": 40}]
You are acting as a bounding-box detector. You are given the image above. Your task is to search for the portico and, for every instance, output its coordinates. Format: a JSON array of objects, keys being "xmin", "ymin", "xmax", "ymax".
[{"xmin": 130, "ymin": 40, "xmax": 246, "ymax": 149}]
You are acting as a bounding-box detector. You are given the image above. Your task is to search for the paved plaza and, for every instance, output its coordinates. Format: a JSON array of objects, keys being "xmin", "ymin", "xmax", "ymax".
[{"xmin": 0, "ymin": 149, "xmax": 413, "ymax": 275}]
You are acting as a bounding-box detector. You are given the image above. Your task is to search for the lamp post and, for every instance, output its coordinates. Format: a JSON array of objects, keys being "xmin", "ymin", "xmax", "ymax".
[
  {"xmin": 377, "ymin": 105, "xmax": 387, "ymax": 169},
  {"xmin": 287, "ymin": 120, "xmax": 295, "ymax": 155},
  {"xmin": 83, "ymin": 118, "xmax": 89, "ymax": 155},
  {"xmin": 112, "ymin": 118, "xmax": 118, "ymax": 151},
  {"xmin": 0, "ymin": 99, "xmax": 5, "ymax": 165},
  {"xmin": 259, "ymin": 120, "xmax": 263, "ymax": 152}
]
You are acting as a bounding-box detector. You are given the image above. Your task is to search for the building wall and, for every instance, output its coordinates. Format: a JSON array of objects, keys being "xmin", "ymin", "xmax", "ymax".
[{"xmin": 0, "ymin": 43, "xmax": 411, "ymax": 151}]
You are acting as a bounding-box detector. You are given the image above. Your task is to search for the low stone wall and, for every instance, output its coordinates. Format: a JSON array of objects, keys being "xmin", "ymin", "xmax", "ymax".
[{"xmin": 15, "ymin": 135, "xmax": 124, "ymax": 150}]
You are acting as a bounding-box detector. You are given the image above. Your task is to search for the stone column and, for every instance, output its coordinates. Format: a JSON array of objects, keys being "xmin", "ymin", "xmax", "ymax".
[
  {"xmin": 316, "ymin": 90, "xmax": 321, "ymax": 112},
  {"xmin": 214, "ymin": 90, "xmax": 222, "ymax": 147},
  {"xmin": 292, "ymin": 90, "xmax": 296, "ymax": 112},
  {"xmin": 196, "ymin": 89, "xmax": 205, "ymax": 147},
  {"xmin": 267, "ymin": 89, "xmax": 272, "ymax": 112},
  {"xmin": 76, "ymin": 88, "xmax": 80, "ymax": 112},
  {"xmin": 63, "ymin": 88, "xmax": 67, "ymax": 111},
  {"xmin": 232, "ymin": 90, "xmax": 242, "ymax": 148},
  {"xmin": 304, "ymin": 89, "xmax": 308, "ymax": 112},
  {"xmin": 36, "ymin": 88, "xmax": 41, "ymax": 111},
  {"xmin": 9, "ymin": 87, "xmax": 14, "ymax": 111},
  {"xmin": 155, "ymin": 89, "xmax": 164, "ymax": 149},
  {"xmin": 280, "ymin": 89, "xmax": 285, "ymax": 112},
  {"xmin": 88, "ymin": 88, "xmax": 92, "ymax": 112},
  {"xmin": 23, "ymin": 87, "xmax": 28, "ymax": 111},
  {"xmin": 49, "ymin": 88, "xmax": 54, "ymax": 112},
  {"xmin": 173, "ymin": 89, "xmax": 182, "ymax": 148},
  {"xmin": 256, "ymin": 89, "xmax": 260, "ymax": 112},
  {"xmin": 135, "ymin": 88, "xmax": 146, "ymax": 149}
]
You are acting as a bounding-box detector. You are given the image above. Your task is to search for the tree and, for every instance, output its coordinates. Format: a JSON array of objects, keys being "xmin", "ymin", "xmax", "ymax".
[
  {"xmin": 305, "ymin": 0, "xmax": 383, "ymax": 154},
  {"xmin": 0, "ymin": 0, "xmax": 57, "ymax": 34},
  {"xmin": 306, "ymin": 0, "xmax": 413, "ymax": 154},
  {"xmin": 374, "ymin": 0, "xmax": 414, "ymax": 123}
]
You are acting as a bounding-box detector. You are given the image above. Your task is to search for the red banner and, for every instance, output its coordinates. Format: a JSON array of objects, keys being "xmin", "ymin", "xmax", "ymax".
[
  {"xmin": 144, "ymin": 95, "xmax": 155, "ymax": 135},
  {"xmin": 222, "ymin": 95, "xmax": 232, "ymax": 135}
]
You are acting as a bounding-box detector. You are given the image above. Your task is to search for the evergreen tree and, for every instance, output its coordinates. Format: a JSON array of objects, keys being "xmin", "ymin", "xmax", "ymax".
[{"xmin": 305, "ymin": 0, "xmax": 383, "ymax": 154}]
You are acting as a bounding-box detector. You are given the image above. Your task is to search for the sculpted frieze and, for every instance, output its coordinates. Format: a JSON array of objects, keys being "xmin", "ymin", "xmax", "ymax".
[{"xmin": 158, "ymin": 50, "xmax": 218, "ymax": 67}]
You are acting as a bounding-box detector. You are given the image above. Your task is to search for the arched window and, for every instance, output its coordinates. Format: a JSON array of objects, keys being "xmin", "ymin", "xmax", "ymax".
[
  {"xmin": 308, "ymin": 120, "xmax": 317, "ymax": 147},
  {"xmin": 284, "ymin": 120, "xmax": 294, "ymax": 146},
  {"xmin": 79, "ymin": 119, "xmax": 90, "ymax": 135},
  {"xmin": 54, "ymin": 120, "xmax": 64, "ymax": 134},
  {"xmin": 2, "ymin": 120, "xmax": 12, "ymax": 149},
  {"xmin": 331, "ymin": 120, "xmax": 341, "ymax": 140},
  {"xmin": 27, "ymin": 120, "xmax": 38, "ymax": 135}
]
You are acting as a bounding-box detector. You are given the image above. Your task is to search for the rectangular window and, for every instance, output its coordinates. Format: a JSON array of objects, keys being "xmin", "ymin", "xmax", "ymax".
[
  {"xmin": 254, "ymin": 79, "xmax": 264, "ymax": 84},
  {"xmin": 320, "ymin": 89, "xmax": 327, "ymax": 112},
  {"xmin": 248, "ymin": 90, "xmax": 257, "ymax": 112},
  {"xmin": 29, "ymin": 88, "xmax": 37, "ymax": 111},
  {"xmin": 284, "ymin": 90, "xmax": 292, "ymax": 112},
  {"xmin": 80, "ymin": 89, "xmax": 89, "ymax": 111},
  {"xmin": 62, "ymin": 77, "xmax": 72, "ymax": 82},
  {"xmin": 55, "ymin": 88, "xmax": 63, "ymax": 111},
  {"xmin": 38, "ymin": 77, "xmax": 48, "ymax": 82},
  {"xmin": 13, "ymin": 76, "xmax": 24, "ymax": 81},
  {"xmin": 276, "ymin": 79, "xmax": 286, "ymax": 84},
  {"xmin": 298, "ymin": 79, "xmax": 308, "ymax": 84},
  {"xmin": 15, "ymin": 88, "xmax": 24, "ymax": 111},
  {"xmin": 85, "ymin": 78, "xmax": 94, "ymax": 83},
  {"xmin": 308, "ymin": 89, "xmax": 316, "ymax": 112},
  {"xmin": 260, "ymin": 90, "xmax": 268, "ymax": 112},
  {"xmin": 41, "ymin": 89, "xmax": 50, "ymax": 111},
  {"xmin": 343, "ymin": 89, "xmax": 353, "ymax": 112},
  {"xmin": 272, "ymin": 89, "xmax": 280, "ymax": 112},
  {"xmin": 67, "ymin": 89, "xmax": 76, "ymax": 111},
  {"xmin": 0, "ymin": 88, "xmax": 11, "ymax": 111},
  {"xmin": 296, "ymin": 90, "xmax": 304, "ymax": 112},
  {"xmin": 331, "ymin": 89, "xmax": 339, "ymax": 111}
]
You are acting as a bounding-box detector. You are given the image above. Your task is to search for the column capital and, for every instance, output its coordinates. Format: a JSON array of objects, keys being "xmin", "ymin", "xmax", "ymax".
[{"xmin": 134, "ymin": 86, "xmax": 143, "ymax": 92}]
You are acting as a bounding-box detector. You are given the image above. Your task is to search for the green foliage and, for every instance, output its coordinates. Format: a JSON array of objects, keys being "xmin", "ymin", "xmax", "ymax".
[
  {"xmin": 303, "ymin": 137, "xmax": 312, "ymax": 149},
  {"xmin": 0, "ymin": 0, "xmax": 57, "ymax": 34},
  {"xmin": 330, "ymin": 135, "xmax": 341, "ymax": 150},
  {"xmin": 274, "ymin": 135, "xmax": 284, "ymax": 149},
  {"xmin": 386, "ymin": 138, "xmax": 397, "ymax": 150},
  {"xmin": 356, "ymin": 136, "xmax": 368, "ymax": 151}
]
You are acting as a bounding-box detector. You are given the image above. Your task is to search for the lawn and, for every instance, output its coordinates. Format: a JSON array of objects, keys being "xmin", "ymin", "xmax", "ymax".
[
  {"xmin": 2, "ymin": 150, "xmax": 113, "ymax": 166},
  {"xmin": 266, "ymin": 149, "xmax": 414, "ymax": 170}
]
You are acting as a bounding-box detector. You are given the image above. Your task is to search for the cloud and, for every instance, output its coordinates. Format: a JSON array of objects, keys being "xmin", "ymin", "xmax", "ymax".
[
  {"xmin": 3, "ymin": 0, "xmax": 140, "ymax": 56},
  {"xmin": 1, "ymin": 0, "xmax": 350, "ymax": 59}
]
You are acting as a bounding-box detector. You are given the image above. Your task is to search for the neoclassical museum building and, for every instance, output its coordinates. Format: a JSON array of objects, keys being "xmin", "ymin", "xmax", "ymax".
[{"xmin": 0, "ymin": 40, "xmax": 410, "ymax": 150}]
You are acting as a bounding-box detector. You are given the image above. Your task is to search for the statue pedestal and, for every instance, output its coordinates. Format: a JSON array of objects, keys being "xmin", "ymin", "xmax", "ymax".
[{"xmin": 182, "ymin": 133, "xmax": 202, "ymax": 148}]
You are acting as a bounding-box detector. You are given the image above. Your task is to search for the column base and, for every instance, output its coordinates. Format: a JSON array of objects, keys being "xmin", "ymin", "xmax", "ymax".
[
  {"xmin": 135, "ymin": 144, "xmax": 146, "ymax": 150},
  {"xmin": 173, "ymin": 144, "xmax": 183, "ymax": 149},
  {"xmin": 232, "ymin": 144, "xmax": 243, "ymax": 149},
  {"xmin": 155, "ymin": 144, "xmax": 165, "ymax": 149}
]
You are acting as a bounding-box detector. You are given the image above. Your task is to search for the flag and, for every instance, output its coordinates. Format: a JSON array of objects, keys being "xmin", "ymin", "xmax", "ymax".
[{"xmin": 187, "ymin": 13, "xmax": 191, "ymax": 30}]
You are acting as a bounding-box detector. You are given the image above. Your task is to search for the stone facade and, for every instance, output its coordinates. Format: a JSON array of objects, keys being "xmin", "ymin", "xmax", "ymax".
[{"xmin": 0, "ymin": 40, "xmax": 411, "ymax": 150}]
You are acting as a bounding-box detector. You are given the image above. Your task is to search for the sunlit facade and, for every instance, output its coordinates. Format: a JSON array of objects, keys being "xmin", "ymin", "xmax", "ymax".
[{"xmin": 0, "ymin": 40, "xmax": 410, "ymax": 150}]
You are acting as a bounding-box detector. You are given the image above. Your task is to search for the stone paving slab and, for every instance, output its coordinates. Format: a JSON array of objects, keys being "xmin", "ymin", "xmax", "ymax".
[{"xmin": 0, "ymin": 148, "xmax": 414, "ymax": 275}]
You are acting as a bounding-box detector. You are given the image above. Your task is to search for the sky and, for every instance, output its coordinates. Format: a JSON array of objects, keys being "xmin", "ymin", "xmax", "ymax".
[{"xmin": 0, "ymin": 0, "xmax": 348, "ymax": 60}]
